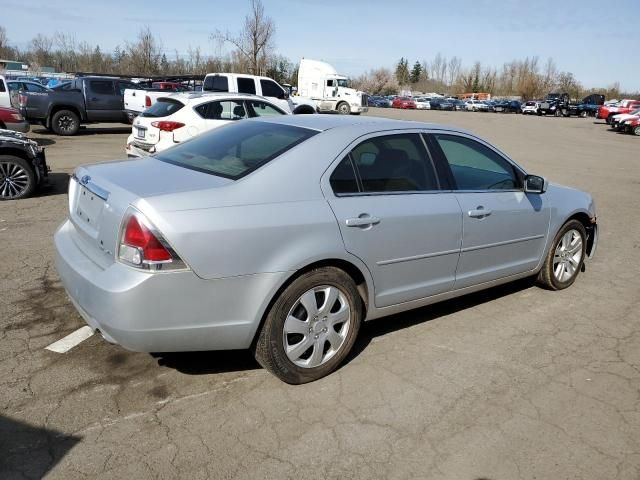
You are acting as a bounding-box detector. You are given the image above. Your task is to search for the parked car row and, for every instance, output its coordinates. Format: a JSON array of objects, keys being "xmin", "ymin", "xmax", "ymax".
[{"xmin": 603, "ymin": 105, "xmax": 640, "ymax": 136}]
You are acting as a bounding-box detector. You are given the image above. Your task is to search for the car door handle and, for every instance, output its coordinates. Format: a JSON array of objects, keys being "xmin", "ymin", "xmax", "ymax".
[
  {"xmin": 468, "ymin": 207, "xmax": 492, "ymax": 218},
  {"xmin": 346, "ymin": 215, "xmax": 380, "ymax": 227}
]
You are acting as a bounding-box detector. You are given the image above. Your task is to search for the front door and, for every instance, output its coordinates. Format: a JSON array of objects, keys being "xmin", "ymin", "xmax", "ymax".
[
  {"xmin": 85, "ymin": 79, "xmax": 121, "ymax": 122},
  {"xmin": 323, "ymin": 132, "xmax": 463, "ymax": 308},
  {"xmin": 429, "ymin": 133, "xmax": 550, "ymax": 289}
]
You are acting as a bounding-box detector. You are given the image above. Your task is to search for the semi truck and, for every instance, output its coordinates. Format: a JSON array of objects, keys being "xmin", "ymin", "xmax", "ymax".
[{"xmin": 296, "ymin": 58, "xmax": 368, "ymax": 115}]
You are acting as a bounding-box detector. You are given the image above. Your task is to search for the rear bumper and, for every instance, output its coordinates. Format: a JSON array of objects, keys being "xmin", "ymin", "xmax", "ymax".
[{"xmin": 54, "ymin": 219, "xmax": 288, "ymax": 352}]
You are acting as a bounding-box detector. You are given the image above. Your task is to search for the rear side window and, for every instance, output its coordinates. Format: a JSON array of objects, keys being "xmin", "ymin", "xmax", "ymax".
[
  {"xmin": 117, "ymin": 81, "xmax": 137, "ymax": 95},
  {"xmin": 349, "ymin": 134, "xmax": 438, "ymax": 192},
  {"xmin": 25, "ymin": 83, "xmax": 47, "ymax": 92},
  {"xmin": 141, "ymin": 99, "xmax": 184, "ymax": 118},
  {"xmin": 330, "ymin": 157, "xmax": 359, "ymax": 195},
  {"xmin": 155, "ymin": 121, "xmax": 317, "ymax": 180},
  {"xmin": 89, "ymin": 80, "xmax": 115, "ymax": 95},
  {"xmin": 203, "ymin": 75, "xmax": 229, "ymax": 92},
  {"xmin": 246, "ymin": 100, "xmax": 285, "ymax": 117},
  {"xmin": 237, "ymin": 77, "xmax": 256, "ymax": 94},
  {"xmin": 260, "ymin": 79, "xmax": 284, "ymax": 98},
  {"xmin": 0, "ymin": 80, "xmax": 5, "ymax": 92},
  {"xmin": 195, "ymin": 100, "xmax": 247, "ymax": 120}
]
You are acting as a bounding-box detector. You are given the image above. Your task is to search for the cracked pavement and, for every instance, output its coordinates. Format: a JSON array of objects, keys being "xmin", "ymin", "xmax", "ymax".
[{"xmin": 0, "ymin": 113, "xmax": 638, "ymax": 479}]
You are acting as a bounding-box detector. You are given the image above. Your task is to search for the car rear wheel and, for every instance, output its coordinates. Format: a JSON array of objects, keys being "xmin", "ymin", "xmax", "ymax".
[
  {"xmin": 0, "ymin": 155, "xmax": 36, "ymax": 200},
  {"xmin": 537, "ymin": 220, "xmax": 586, "ymax": 290},
  {"xmin": 51, "ymin": 110, "xmax": 80, "ymax": 136},
  {"xmin": 254, "ymin": 267, "xmax": 362, "ymax": 384},
  {"xmin": 634, "ymin": 126, "xmax": 640, "ymax": 136},
  {"xmin": 579, "ymin": 111, "xmax": 587, "ymax": 118}
]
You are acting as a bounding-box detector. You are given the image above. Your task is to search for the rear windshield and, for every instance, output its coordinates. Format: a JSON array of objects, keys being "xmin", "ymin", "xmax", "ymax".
[
  {"xmin": 141, "ymin": 99, "xmax": 184, "ymax": 118},
  {"xmin": 155, "ymin": 121, "xmax": 317, "ymax": 180}
]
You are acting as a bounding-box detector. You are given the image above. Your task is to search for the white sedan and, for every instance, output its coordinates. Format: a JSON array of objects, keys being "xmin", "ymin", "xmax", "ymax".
[
  {"xmin": 126, "ymin": 92, "xmax": 289, "ymax": 158},
  {"xmin": 415, "ymin": 98, "xmax": 431, "ymax": 110}
]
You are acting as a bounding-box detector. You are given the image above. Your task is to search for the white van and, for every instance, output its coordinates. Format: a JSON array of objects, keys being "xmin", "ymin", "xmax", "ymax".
[{"xmin": 202, "ymin": 73, "xmax": 316, "ymax": 114}]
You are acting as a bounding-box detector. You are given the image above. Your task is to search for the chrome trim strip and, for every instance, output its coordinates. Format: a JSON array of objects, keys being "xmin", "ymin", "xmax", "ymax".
[
  {"xmin": 377, "ymin": 248, "xmax": 460, "ymax": 266},
  {"xmin": 71, "ymin": 173, "xmax": 110, "ymax": 201},
  {"xmin": 460, "ymin": 234, "xmax": 545, "ymax": 253}
]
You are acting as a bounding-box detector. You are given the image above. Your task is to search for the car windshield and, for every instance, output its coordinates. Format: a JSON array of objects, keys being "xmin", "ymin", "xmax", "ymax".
[
  {"xmin": 141, "ymin": 99, "xmax": 184, "ymax": 118},
  {"xmin": 336, "ymin": 79, "xmax": 350, "ymax": 88},
  {"xmin": 155, "ymin": 121, "xmax": 318, "ymax": 180}
]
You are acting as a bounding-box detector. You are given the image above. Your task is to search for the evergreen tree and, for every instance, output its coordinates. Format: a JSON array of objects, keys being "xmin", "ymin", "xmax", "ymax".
[
  {"xmin": 410, "ymin": 61, "xmax": 422, "ymax": 84},
  {"xmin": 395, "ymin": 57, "xmax": 410, "ymax": 85}
]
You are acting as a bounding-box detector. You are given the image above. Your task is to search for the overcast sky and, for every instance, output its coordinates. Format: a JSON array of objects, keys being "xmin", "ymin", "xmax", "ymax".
[{"xmin": 3, "ymin": 0, "xmax": 639, "ymax": 91}]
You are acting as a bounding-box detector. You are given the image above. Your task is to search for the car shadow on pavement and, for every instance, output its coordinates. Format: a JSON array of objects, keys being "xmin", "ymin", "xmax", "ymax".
[
  {"xmin": 151, "ymin": 349, "xmax": 260, "ymax": 375},
  {"xmin": 34, "ymin": 172, "xmax": 70, "ymax": 198},
  {"xmin": 344, "ymin": 277, "xmax": 537, "ymax": 366},
  {"xmin": 75, "ymin": 126, "xmax": 131, "ymax": 136},
  {"xmin": 32, "ymin": 138, "xmax": 56, "ymax": 146},
  {"xmin": 0, "ymin": 415, "xmax": 80, "ymax": 478}
]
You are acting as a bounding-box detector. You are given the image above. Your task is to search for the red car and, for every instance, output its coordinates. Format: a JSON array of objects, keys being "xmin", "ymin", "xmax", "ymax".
[
  {"xmin": 624, "ymin": 117, "xmax": 640, "ymax": 136},
  {"xmin": 597, "ymin": 99, "xmax": 640, "ymax": 123},
  {"xmin": 0, "ymin": 106, "xmax": 30, "ymax": 133},
  {"xmin": 392, "ymin": 97, "xmax": 417, "ymax": 109}
]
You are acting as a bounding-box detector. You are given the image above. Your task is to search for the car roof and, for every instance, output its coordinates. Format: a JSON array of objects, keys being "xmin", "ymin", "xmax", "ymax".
[
  {"xmin": 159, "ymin": 91, "xmax": 272, "ymax": 105},
  {"xmin": 250, "ymin": 114, "xmax": 475, "ymax": 136}
]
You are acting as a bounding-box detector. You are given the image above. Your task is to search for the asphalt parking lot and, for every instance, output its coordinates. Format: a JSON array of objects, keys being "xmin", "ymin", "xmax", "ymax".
[{"xmin": 1, "ymin": 110, "xmax": 639, "ymax": 479}]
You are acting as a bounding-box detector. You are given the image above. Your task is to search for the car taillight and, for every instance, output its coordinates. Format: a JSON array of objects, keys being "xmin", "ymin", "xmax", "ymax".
[
  {"xmin": 19, "ymin": 93, "xmax": 27, "ymax": 108},
  {"xmin": 151, "ymin": 121, "xmax": 185, "ymax": 132},
  {"xmin": 145, "ymin": 95, "xmax": 152, "ymax": 107},
  {"xmin": 118, "ymin": 209, "xmax": 187, "ymax": 271}
]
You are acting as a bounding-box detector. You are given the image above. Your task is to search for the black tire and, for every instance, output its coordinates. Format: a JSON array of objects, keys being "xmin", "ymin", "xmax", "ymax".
[
  {"xmin": 554, "ymin": 109, "xmax": 562, "ymax": 117},
  {"xmin": 292, "ymin": 105, "xmax": 316, "ymax": 115},
  {"xmin": 0, "ymin": 122, "xmax": 5, "ymax": 129},
  {"xmin": 537, "ymin": 220, "xmax": 587, "ymax": 290},
  {"xmin": 51, "ymin": 109, "xmax": 80, "ymax": 136},
  {"xmin": 254, "ymin": 267, "xmax": 363, "ymax": 384},
  {"xmin": 579, "ymin": 111, "xmax": 587, "ymax": 118},
  {"xmin": 634, "ymin": 125, "xmax": 640, "ymax": 136},
  {"xmin": 0, "ymin": 155, "xmax": 36, "ymax": 200},
  {"xmin": 337, "ymin": 102, "xmax": 351, "ymax": 115}
]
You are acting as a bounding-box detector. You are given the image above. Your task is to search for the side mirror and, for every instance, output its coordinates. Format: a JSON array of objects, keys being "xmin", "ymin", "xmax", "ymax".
[{"xmin": 524, "ymin": 175, "xmax": 548, "ymax": 194}]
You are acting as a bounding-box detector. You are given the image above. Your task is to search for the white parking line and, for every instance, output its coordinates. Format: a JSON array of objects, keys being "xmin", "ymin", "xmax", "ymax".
[{"xmin": 45, "ymin": 326, "xmax": 95, "ymax": 353}]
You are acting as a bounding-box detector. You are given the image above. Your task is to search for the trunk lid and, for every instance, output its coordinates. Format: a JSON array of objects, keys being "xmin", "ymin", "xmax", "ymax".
[{"xmin": 68, "ymin": 157, "xmax": 231, "ymax": 268}]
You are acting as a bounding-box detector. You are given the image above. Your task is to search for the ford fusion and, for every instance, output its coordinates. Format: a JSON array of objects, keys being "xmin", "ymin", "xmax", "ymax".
[{"xmin": 55, "ymin": 116, "xmax": 597, "ymax": 384}]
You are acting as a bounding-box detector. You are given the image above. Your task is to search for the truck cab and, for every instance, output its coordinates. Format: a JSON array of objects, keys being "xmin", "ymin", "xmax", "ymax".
[{"xmin": 297, "ymin": 58, "xmax": 368, "ymax": 115}]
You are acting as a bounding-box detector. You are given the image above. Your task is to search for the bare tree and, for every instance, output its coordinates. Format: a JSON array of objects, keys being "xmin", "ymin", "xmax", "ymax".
[
  {"xmin": 212, "ymin": 0, "xmax": 275, "ymax": 75},
  {"xmin": 125, "ymin": 27, "xmax": 162, "ymax": 75},
  {"xmin": 447, "ymin": 56, "xmax": 461, "ymax": 87}
]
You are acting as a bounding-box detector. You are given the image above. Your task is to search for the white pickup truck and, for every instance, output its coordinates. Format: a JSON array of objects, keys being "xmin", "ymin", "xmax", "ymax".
[
  {"xmin": 123, "ymin": 82, "xmax": 193, "ymax": 121},
  {"xmin": 202, "ymin": 73, "xmax": 316, "ymax": 114},
  {"xmin": 0, "ymin": 76, "xmax": 13, "ymax": 108}
]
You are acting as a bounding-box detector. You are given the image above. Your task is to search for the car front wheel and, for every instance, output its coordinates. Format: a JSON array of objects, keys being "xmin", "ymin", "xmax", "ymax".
[
  {"xmin": 254, "ymin": 267, "xmax": 362, "ymax": 384},
  {"xmin": 0, "ymin": 155, "xmax": 36, "ymax": 200},
  {"xmin": 537, "ymin": 220, "xmax": 587, "ymax": 290}
]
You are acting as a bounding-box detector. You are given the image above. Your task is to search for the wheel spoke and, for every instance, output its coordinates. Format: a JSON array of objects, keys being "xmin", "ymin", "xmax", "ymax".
[
  {"xmin": 307, "ymin": 341, "xmax": 325, "ymax": 368},
  {"xmin": 327, "ymin": 305, "xmax": 349, "ymax": 327},
  {"xmin": 554, "ymin": 263, "xmax": 564, "ymax": 279},
  {"xmin": 326, "ymin": 329, "xmax": 344, "ymax": 351},
  {"xmin": 286, "ymin": 335, "xmax": 313, "ymax": 361},
  {"xmin": 318, "ymin": 287, "xmax": 339, "ymax": 316},
  {"xmin": 284, "ymin": 315, "xmax": 309, "ymax": 335},
  {"xmin": 299, "ymin": 290, "xmax": 318, "ymax": 318}
]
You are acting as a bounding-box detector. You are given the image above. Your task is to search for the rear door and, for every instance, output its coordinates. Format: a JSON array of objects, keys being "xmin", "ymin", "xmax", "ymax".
[
  {"xmin": 258, "ymin": 78, "xmax": 290, "ymax": 112},
  {"xmin": 428, "ymin": 133, "xmax": 550, "ymax": 289},
  {"xmin": 237, "ymin": 76, "xmax": 257, "ymax": 95},
  {"xmin": 85, "ymin": 79, "xmax": 121, "ymax": 121},
  {"xmin": 323, "ymin": 131, "xmax": 462, "ymax": 308}
]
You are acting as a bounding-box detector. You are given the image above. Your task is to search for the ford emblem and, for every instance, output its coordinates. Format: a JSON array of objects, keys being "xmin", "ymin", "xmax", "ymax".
[{"xmin": 80, "ymin": 175, "xmax": 91, "ymax": 185}]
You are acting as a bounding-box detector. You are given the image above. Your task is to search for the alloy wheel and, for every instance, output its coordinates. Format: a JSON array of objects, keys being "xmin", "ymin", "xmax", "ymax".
[
  {"xmin": 58, "ymin": 115, "xmax": 75, "ymax": 133},
  {"xmin": 553, "ymin": 229, "xmax": 583, "ymax": 282},
  {"xmin": 283, "ymin": 285, "xmax": 351, "ymax": 368},
  {"xmin": 0, "ymin": 161, "xmax": 30, "ymax": 199}
]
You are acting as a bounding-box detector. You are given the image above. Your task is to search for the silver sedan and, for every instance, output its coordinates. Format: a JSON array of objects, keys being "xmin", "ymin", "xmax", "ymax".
[{"xmin": 55, "ymin": 115, "xmax": 598, "ymax": 383}]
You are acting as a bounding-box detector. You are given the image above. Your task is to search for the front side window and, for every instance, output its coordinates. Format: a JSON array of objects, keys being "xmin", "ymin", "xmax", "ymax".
[
  {"xmin": 237, "ymin": 77, "xmax": 256, "ymax": 94},
  {"xmin": 433, "ymin": 134, "xmax": 519, "ymax": 190},
  {"xmin": 260, "ymin": 79, "xmax": 284, "ymax": 98},
  {"xmin": 195, "ymin": 100, "xmax": 247, "ymax": 120},
  {"xmin": 155, "ymin": 121, "xmax": 317, "ymax": 180},
  {"xmin": 247, "ymin": 100, "xmax": 285, "ymax": 117},
  {"xmin": 89, "ymin": 80, "xmax": 115, "ymax": 95},
  {"xmin": 348, "ymin": 134, "xmax": 438, "ymax": 193},
  {"xmin": 7, "ymin": 82, "xmax": 20, "ymax": 93}
]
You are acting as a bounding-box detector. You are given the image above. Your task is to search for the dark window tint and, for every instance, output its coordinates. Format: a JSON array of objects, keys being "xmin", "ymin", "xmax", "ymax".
[
  {"xmin": 155, "ymin": 121, "xmax": 317, "ymax": 180},
  {"xmin": 350, "ymin": 134, "xmax": 438, "ymax": 192},
  {"xmin": 260, "ymin": 79, "xmax": 284, "ymax": 98},
  {"xmin": 203, "ymin": 75, "xmax": 229, "ymax": 92},
  {"xmin": 195, "ymin": 100, "xmax": 247, "ymax": 120},
  {"xmin": 326, "ymin": 80, "xmax": 334, "ymax": 87},
  {"xmin": 140, "ymin": 99, "xmax": 184, "ymax": 118},
  {"xmin": 330, "ymin": 157, "xmax": 359, "ymax": 195},
  {"xmin": 246, "ymin": 100, "xmax": 285, "ymax": 117},
  {"xmin": 24, "ymin": 82, "xmax": 46, "ymax": 92},
  {"xmin": 0, "ymin": 80, "xmax": 5, "ymax": 92},
  {"xmin": 89, "ymin": 80, "xmax": 115, "ymax": 95},
  {"xmin": 433, "ymin": 134, "xmax": 519, "ymax": 190},
  {"xmin": 53, "ymin": 82, "xmax": 72, "ymax": 90},
  {"xmin": 7, "ymin": 82, "xmax": 20, "ymax": 92},
  {"xmin": 237, "ymin": 77, "xmax": 256, "ymax": 94}
]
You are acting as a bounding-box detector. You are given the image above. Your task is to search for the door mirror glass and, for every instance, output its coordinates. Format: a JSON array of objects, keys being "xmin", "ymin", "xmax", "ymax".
[{"xmin": 524, "ymin": 175, "xmax": 547, "ymax": 193}]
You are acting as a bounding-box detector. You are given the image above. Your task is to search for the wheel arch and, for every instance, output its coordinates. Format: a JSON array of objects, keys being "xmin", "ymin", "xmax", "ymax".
[
  {"xmin": 566, "ymin": 211, "xmax": 597, "ymax": 257},
  {"xmin": 49, "ymin": 104, "xmax": 83, "ymax": 123},
  {"xmin": 250, "ymin": 257, "xmax": 373, "ymax": 349},
  {"xmin": 292, "ymin": 104, "xmax": 317, "ymax": 115}
]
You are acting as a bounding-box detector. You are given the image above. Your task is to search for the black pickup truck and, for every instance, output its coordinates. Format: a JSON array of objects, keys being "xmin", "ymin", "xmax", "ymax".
[
  {"xmin": 21, "ymin": 77, "xmax": 137, "ymax": 135},
  {"xmin": 538, "ymin": 92, "xmax": 605, "ymax": 118}
]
